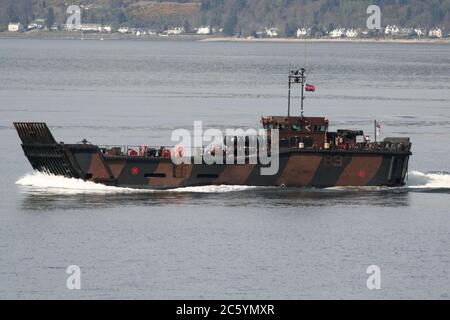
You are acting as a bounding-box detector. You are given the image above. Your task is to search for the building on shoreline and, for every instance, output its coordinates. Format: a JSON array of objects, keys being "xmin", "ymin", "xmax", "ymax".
[
  {"xmin": 265, "ymin": 27, "xmax": 279, "ymax": 38},
  {"xmin": 80, "ymin": 24, "xmax": 102, "ymax": 32},
  {"xmin": 165, "ymin": 27, "xmax": 185, "ymax": 35},
  {"xmin": 78, "ymin": 24, "xmax": 112, "ymax": 33},
  {"xmin": 345, "ymin": 29, "xmax": 359, "ymax": 38},
  {"xmin": 196, "ymin": 26, "xmax": 211, "ymax": 35},
  {"xmin": 8, "ymin": 23, "xmax": 24, "ymax": 32},
  {"xmin": 118, "ymin": 27, "xmax": 130, "ymax": 34},
  {"xmin": 429, "ymin": 28, "xmax": 442, "ymax": 38},
  {"xmin": 329, "ymin": 28, "xmax": 345, "ymax": 38},
  {"xmin": 384, "ymin": 25, "xmax": 400, "ymax": 36},
  {"xmin": 296, "ymin": 27, "xmax": 311, "ymax": 38},
  {"xmin": 414, "ymin": 28, "xmax": 426, "ymax": 37},
  {"xmin": 60, "ymin": 23, "xmax": 113, "ymax": 33}
]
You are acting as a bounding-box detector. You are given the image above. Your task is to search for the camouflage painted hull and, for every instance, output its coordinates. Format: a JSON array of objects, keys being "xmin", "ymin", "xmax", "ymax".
[
  {"xmin": 100, "ymin": 150, "xmax": 410, "ymax": 189},
  {"xmin": 14, "ymin": 123, "xmax": 411, "ymax": 189}
]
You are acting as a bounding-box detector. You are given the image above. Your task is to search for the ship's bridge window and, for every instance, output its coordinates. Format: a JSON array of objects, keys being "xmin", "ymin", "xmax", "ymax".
[
  {"xmin": 292, "ymin": 124, "xmax": 301, "ymax": 131},
  {"xmin": 314, "ymin": 125, "xmax": 326, "ymax": 132},
  {"xmin": 278, "ymin": 124, "xmax": 288, "ymax": 130},
  {"xmin": 264, "ymin": 123, "xmax": 274, "ymax": 130}
]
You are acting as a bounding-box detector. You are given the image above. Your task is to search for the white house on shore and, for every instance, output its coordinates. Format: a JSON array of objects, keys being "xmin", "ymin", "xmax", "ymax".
[
  {"xmin": 345, "ymin": 29, "xmax": 359, "ymax": 38},
  {"xmin": 196, "ymin": 26, "xmax": 211, "ymax": 34},
  {"xmin": 166, "ymin": 27, "xmax": 185, "ymax": 35},
  {"xmin": 265, "ymin": 27, "xmax": 279, "ymax": 37},
  {"xmin": 8, "ymin": 22, "xmax": 24, "ymax": 32},
  {"xmin": 79, "ymin": 24, "xmax": 101, "ymax": 32},
  {"xmin": 414, "ymin": 28, "xmax": 426, "ymax": 37},
  {"xmin": 296, "ymin": 27, "xmax": 311, "ymax": 37},
  {"xmin": 329, "ymin": 28, "xmax": 345, "ymax": 38},
  {"xmin": 428, "ymin": 28, "xmax": 442, "ymax": 38},
  {"xmin": 73, "ymin": 24, "xmax": 112, "ymax": 33},
  {"xmin": 384, "ymin": 25, "xmax": 399, "ymax": 36},
  {"xmin": 101, "ymin": 25, "xmax": 112, "ymax": 33},
  {"xmin": 118, "ymin": 27, "xmax": 130, "ymax": 34}
]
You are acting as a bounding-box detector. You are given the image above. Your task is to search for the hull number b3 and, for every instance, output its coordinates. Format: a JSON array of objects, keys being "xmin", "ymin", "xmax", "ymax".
[{"xmin": 324, "ymin": 155, "xmax": 343, "ymax": 167}]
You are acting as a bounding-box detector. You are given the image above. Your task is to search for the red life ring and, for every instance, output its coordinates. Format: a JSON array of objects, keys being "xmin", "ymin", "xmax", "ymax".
[{"xmin": 163, "ymin": 149, "xmax": 171, "ymax": 158}]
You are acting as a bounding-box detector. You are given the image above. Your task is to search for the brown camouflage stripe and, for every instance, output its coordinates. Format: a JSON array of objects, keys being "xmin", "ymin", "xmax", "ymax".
[
  {"xmin": 276, "ymin": 154, "xmax": 322, "ymax": 186},
  {"xmin": 214, "ymin": 163, "xmax": 257, "ymax": 185},
  {"xmin": 107, "ymin": 159, "xmax": 127, "ymax": 179},
  {"xmin": 87, "ymin": 153, "xmax": 113, "ymax": 180}
]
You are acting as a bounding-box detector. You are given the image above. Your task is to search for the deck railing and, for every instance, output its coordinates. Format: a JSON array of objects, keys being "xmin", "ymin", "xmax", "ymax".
[{"xmin": 98, "ymin": 140, "xmax": 410, "ymax": 158}]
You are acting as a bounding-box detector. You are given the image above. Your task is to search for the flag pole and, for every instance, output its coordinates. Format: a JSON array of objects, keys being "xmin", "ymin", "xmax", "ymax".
[
  {"xmin": 287, "ymin": 72, "xmax": 291, "ymax": 117},
  {"xmin": 374, "ymin": 120, "xmax": 377, "ymax": 142},
  {"xmin": 300, "ymin": 68, "xmax": 305, "ymax": 118}
]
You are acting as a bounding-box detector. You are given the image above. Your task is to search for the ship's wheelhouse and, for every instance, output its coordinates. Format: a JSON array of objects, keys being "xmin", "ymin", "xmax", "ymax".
[{"xmin": 261, "ymin": 116, "xmax": 329, "ymax": 149}]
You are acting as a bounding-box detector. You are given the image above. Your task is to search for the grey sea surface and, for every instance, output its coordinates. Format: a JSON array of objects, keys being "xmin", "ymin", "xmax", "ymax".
[{"xmin": 0, "ymin": 39, "xmax": 450, "ymax": 299}]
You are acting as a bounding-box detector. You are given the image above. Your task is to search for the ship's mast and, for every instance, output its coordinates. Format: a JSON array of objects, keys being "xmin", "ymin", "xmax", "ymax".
[{"xmin": 287, "ymin": 68, "xmax": 306, "ymax": 117}]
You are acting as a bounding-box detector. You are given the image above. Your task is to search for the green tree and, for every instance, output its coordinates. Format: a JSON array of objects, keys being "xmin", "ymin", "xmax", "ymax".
[
  {"xmin": 7, "ymin": 5, "xmax": 19, "ymax": 23},
  {"xmin": 46, "ymin": 7, "xmax": 55, "ymax": 29},
  {"xmin": 405, "ymin": 7, "xmax": 412, "ymax": 21},
  {"xmin": 284, "ymin": 21, "xmax": 297, "ymax": 37},
  {"xmin": 223, "ymin": 11, "xmax": 238, "ymax": 36},
  {"xmin": 183, "ymin": 19, "xmax": 191, "ymax": 33},
  {"xmin": 116, "ymin": 10, "xmax": 127, "ymax": 24}
]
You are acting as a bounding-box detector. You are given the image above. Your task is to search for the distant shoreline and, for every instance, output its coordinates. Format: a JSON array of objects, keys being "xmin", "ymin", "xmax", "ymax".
[
  {"xmin": 0, "ymin": 31, "xmax": 209, "ymax": 41},
  {"xmin": 201, "ymin": 36, "xmax": 450, "ymax": 44},
  {"xmin": 1, "ymin": 31, "xmax": 449, "ymax": 44}
]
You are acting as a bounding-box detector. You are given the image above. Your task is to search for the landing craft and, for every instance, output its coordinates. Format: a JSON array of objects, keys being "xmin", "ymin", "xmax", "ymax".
[{"xmin": 14, "ymin": 69, "xmax": 411, "ymax": 189}]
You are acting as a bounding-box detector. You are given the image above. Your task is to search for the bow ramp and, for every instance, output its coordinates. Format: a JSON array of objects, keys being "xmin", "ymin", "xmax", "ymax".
[{"xmin": 14, "ymin": 122, "xmax": 115, "ymax": 184}]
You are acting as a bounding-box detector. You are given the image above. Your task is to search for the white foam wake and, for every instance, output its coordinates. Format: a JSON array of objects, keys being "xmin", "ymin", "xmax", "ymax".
[
  {"xmin": 15, "ymin": 172, "xmax": 257, "ymax": 194},
  {"xmin": 16, "ymin": 170, "xmax": 450, "ymax": 195},
  {"xmin": 170, "ymin": 185, "xmax": 259, "ymax": 193},
  {"xmin": 406, "ymin": 171, "xmax": 450, "ymax": 189},
  {"xmin": 15, "ymin": 172, "xmax": 144, "ymax": 194}
]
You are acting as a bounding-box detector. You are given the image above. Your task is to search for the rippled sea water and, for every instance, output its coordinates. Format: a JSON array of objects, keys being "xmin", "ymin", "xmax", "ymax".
[{"xmin": 0, "ymin": 39, "xmax": 450, "ymax": 299}]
